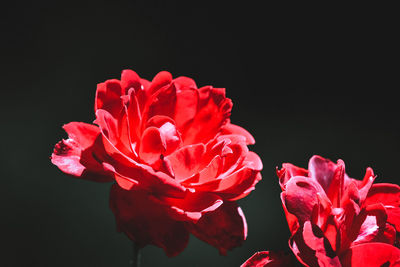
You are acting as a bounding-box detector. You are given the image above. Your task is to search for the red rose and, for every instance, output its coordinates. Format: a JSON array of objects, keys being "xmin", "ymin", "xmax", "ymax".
[
  {"xmin": 51, "ymin": 70, "xmax": 262, "ymax": 256},
  {"xmin": 275, "ymin": 155, "xmax": 400, "ymax": 266}
]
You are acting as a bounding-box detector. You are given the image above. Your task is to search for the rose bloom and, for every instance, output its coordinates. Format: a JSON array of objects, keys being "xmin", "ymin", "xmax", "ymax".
[
  {"xmin": 243, "ymin": 155, "xmax": 400, "ymax": 266},
  {"xmin": 51, "ymin": 70, "xmax": 262, "ymax": 256}
]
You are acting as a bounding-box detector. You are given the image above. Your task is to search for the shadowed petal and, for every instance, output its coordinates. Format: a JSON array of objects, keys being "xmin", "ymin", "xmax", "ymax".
[
  {"xmin": 109, "ymin": 184, "xmax": 189, "ymax": 257},
  {"xmin": 188, "ymin": 201, "xmax": 247, "ymax": 255}
]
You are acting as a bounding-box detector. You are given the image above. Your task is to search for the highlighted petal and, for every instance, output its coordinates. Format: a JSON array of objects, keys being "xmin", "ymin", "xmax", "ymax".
[
  {"xmin": 51, "ymin": 122, "xmax": 113, "ymax": 182},
  {"xmin": 220, "ymin": 123, "xmax": 255, "ymax": 145},
  {"xmin": 165, "ymin": 144, "xmax": 206, "ymax": 181}
]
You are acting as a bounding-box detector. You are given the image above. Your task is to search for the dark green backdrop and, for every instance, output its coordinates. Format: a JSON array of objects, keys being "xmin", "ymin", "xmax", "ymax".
[{"xmin": 1, "ymin": 1, "xmax": 398, "ymax": 266}]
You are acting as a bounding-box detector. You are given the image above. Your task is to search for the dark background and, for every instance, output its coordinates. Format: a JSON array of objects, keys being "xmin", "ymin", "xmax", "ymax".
[{"xmin": 1, "ymin": 1, "xmax": 399, "ymax": 266}]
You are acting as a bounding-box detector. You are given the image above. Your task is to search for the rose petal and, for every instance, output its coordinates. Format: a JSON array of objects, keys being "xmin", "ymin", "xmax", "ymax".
[
  {"xmin": 95, "ymin": 79, "xmax": 124, "ymax": 117},
  {"xmin": 173, "ymin": 88, "xmax": 199, "ymax": 130},
  {"xmin": 146, "ymin": 83, "xmax": 176, "ymax": 120},
  {"xmin": 126, "ymin": 88, "xmax": 142, "ymax": 145},
  {"xmin": 188, "ymin": 201, "xmax": 247, "ymax": 255},
  {"xmin": 220, "ymin": 123, "xmax": 256, "ymax": 145},
  {"xmin": 146, "ymin": 116, "xmax": 182, "ymax": 155},
  {"xmin": 220, "ymin": 140, "xmax": 248, "ymax": 175},
  {"xmin": 324, "ymin": 159, "xmax": 345, "ymax": 208},
  {"xmin": 109, "ymin": 184, "xmax": 189, "ymax": 257},
  {"xmin": 301, "ymin": 222, "xmax": 341, "ymax": 266},
  {"xmin": 156, "ymin": 192, "xmax": 223, "ymax": 222},
  {"xmin": 276, "ymin": 163, "xmax": 308, "ymax": 189},
  {"xmin": 340, "ymin": 242, "xmax": 400, "ymax": 266},
  {"xmin": 182, "ymin": 86, "xmax": 232, "ymax": 145},
  {"xmin": 51, "ymin": 122, "xmax": 113, "ymax": 182},
  {"xmin": 120, "ymin": 69, "xmax": 142, "ymax": 93},
  {"xmin": 94, "ymin": 116, "xmax": 187, "ymax": 197},
  {"xmin": 280, "ymin": 193, "xmax": 299, "ymax": 234},
  {"xmin": 365, "ymin": 183, "xmax": 400, "ymax": 207},
  {"xmin": 94, "ymin": 109, "xmax": 120, "ymax": 147},
  {"xmin": 283, "ymin": 176, "xmax": 326, "ymax": 223},
  {"xmin": 139, "ymin": 126, "xmax": 166, "ymax": 165},
  {"xmin": 214, "ymin": 167, "xmax": 260, "ymax": 200},
  {"xmin": 173, "ymin": 76, "xmax": 197, "ymax": 90},
  {"xmin": 386, "ymin": 206, "xmax": 400, "ymax": 233},
  {"xmin": 148, "ymin": 71, "xmax": 173, "ymax": 95},
  {"xmin": 164, "ymin": 144, "xmax": 206, "ymax": 181},
  {"xmin": 308, "ymin": 155, "xmax": 337, "ymax": 193},
  {"xmin": 190, "ymin": 167, "xmax": 261, "ymax": 201},
  {"xmin": 244, "ymin": 151, "xmax": 263, "ymax": 171}
]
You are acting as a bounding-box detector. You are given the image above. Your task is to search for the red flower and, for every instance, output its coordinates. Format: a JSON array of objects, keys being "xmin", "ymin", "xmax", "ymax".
[
  {"xmin": 275, "ymin": 155, "xmax": 400, "ymax": 266},
  {"xmin": 51, "ymin": 70, "xmax": 262, "ymax": 256}
]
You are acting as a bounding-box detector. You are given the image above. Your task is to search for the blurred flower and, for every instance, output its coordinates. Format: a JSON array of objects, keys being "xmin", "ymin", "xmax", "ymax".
[
  {"xmin": 243, "ymin": 155, "xmax": 400, "ymax": 266},
  {"xmin": 51, "ymin": 70, "xmax": 262, "ymax": 256}
]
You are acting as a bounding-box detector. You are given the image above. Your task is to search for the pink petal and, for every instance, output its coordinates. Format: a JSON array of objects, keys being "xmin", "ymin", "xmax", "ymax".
[
  {"xmin": 51, "ymin": 122, "xmax": 113, "ymax": 182},
  {"xmin": 195, "ymin": 155, "xmax": 223, "ymax": 185},
  {"xmin": 146, "ymin": 115, "xmax": 182, "ymax": 155},
  {"xmin": 308, "ymin": 155, "xmax": 337, "ymax": 193},
  {"xmin": 283, "ymin": 177, "xmax": 326, "ymax": 223},
  {"xmin": 220, "ymin": 140, "xmax": 248, "ymax": 175},
  {"xmin": 244, "ymin": 151, "xmax": 263, "ymax": 171},
  {"xmin": 187, "ymin": 201, "xmax": 247, "ymax": 255},
  {"xmin": 94, "ymin": 109, "xmax": 120, "ymax": 147},
  {"xmin": 188, "ymin": 166, "xmax": 261, "ymax": 201},
  {"xmin": 302, "ymin": 222, "xmax": 341, "ymax": 266},
  {"xmin": 220, "ymin": 123, "xmax": 256, "ymax": 145},
  {"xmin": 276, "ymin": 163, "xmax": 308, "ymax": 189},
  {"xmin": 109, "ymin": 184, "xmax": 189, "ymax": 257},
  {"xmin": 214, "ymin": 167, "xmax": 260, "ymax": 200}
]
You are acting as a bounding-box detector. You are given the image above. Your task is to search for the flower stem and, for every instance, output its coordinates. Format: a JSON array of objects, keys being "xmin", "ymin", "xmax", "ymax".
[{"xmin": 131, "ymin": 242, "xmax": 141, "ymax": 267}]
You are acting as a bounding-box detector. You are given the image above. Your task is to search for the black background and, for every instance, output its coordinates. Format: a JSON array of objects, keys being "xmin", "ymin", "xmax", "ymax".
[{"xmin": 1, "ymin": 1, "xmax": 399, "ymax": 266}]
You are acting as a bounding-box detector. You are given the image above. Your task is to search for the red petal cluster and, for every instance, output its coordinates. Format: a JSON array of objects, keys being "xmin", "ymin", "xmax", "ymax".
[
  {"xmin": 51, "ymin": 70, "xmax": 262, "ymax": 256},
  {"xmin": 243, "ymin": 155, "xmax": 400, "ymax": 267}
]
